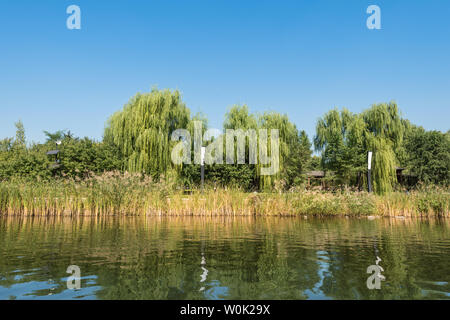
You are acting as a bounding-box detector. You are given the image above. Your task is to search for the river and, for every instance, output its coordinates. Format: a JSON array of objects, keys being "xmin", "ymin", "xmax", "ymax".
[{"xmin": 0, "ymin": 216, "xmax": 448, "ymax": 299}]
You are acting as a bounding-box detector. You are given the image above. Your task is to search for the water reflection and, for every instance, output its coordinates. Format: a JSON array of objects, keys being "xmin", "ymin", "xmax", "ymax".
[{"xmin": 0, "ymin": 216, "xmax": 448, "ymax": 300}]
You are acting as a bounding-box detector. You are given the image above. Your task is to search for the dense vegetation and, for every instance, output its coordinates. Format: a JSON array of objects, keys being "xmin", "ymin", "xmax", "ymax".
[
  {"xmin": 314, "ymin": 103, "xmax": 404, "ymax": 194},
  {"xmin": 0, "ymin": 173, "xmax": 448, "ymax": 217},
  {"xmin": 0, "ymin": 89, "xmax": 448, "ymax": 199}
]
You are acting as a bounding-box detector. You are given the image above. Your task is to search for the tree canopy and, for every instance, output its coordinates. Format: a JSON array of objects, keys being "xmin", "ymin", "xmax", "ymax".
[
  {"xmin": 104, "ymin": 88, "xmax": 191, "ymax": 179},
  {"xmin": 315, "ymin": 102, "xmax": 404, "ymax": 194},
  {"xmin": 403, "ymin": 127, "xmax": 450, "ymax": 186},
  {"xmin": 0, "ymin": 90, "xmax": 447, "ymax": 191}
]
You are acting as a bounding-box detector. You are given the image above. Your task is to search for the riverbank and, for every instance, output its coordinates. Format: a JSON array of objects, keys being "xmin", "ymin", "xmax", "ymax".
[{"xmin": 0, "ymin": 173, "xmax": 448, "ymax": 217}]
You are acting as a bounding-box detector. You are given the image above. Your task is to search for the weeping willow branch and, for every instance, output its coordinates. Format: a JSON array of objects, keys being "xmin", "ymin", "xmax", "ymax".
[
  {"xmin": 314, "ymin": 102, "xmax": 404, "ymax": 194},
  {"xmin": 104, "ymin": 89, "xmax": 191, "ymax": 179}
]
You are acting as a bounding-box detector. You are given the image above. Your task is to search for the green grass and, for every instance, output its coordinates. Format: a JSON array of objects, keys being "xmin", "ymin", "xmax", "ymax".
[{"xmin": 0, "ymin": 172, "xmax": 448, "ymax": 217}]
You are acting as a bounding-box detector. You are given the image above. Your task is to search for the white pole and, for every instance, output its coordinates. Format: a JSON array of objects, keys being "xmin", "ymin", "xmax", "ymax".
[
  {"xmin": 201, "ymin": 147, "xmax": 206, "ymax": 190},
  {"xmin": 201, "ymin": 147, "xmax": 206, "ymax": 166},
  {"xmin": 368, "ymin": 151, "xmax": 373, "ymax": 192}
]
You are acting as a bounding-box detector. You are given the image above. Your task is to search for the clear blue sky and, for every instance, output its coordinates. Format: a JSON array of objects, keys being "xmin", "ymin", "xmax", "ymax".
[{"xmin": 1, "ymin": 0, "xmax": 449, "ymax": 144}]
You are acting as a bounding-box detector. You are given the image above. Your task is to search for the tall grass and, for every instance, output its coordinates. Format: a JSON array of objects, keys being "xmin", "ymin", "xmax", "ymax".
[{"xmin": 0, "ymin": 172, "xmax": 448, "ymax": 217}]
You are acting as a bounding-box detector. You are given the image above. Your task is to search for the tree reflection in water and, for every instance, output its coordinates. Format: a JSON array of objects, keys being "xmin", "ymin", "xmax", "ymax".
[{"xmin": 0, "ymin": 216, "xmax": 448, "ymax": 300}]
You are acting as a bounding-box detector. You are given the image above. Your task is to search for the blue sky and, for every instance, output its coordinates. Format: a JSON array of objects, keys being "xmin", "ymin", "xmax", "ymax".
[{"xmin": 0, "ymin": 0, "xmax": 449, "ymax": 144}]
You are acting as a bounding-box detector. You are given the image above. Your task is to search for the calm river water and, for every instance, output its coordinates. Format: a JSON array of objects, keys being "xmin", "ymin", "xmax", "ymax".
[{"xmin": 0, "ymin": 216, "xmax": 448, "ymax": 300}]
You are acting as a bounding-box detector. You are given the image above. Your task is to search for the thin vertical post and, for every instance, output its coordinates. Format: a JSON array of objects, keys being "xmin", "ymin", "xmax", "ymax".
[
  {"xmin": 201, "ymin": 165, "xmax": 205, "ymax": 190},
  {"xmin": 201, "ymin": 147, "xmax": 205, "ymax": 191},
  {"xmin": 368, "ymin": 151, "xmax": 373, "ymax": 193}
]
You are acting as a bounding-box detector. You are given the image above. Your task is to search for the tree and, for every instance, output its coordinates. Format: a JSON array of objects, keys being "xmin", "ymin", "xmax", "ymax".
[
  {"xmin": 403, "ymin": 128, "xmax": 450, "ymax": 186},
  {"xmin": 315, "ymin": 102, "xmax": 404, "ymax": 193},
  {"xmin": 58, "ymin": 136, "xmax": 122, "ymax": 178},
  {"xmin": 104, "ymin": 88, "xmax": 191, "ymax": 179},
  {"xmin": 362, "ymin": 102, "xmax": 404, "ymax": 193},
  {"xmin": 209, "ymin": 105, "xmax": 259, "ymax": 190},
  {"xmin": 43, "ymin": 130, "xmax": 67, "ymax": 143},
  {"xmin": 279, "ymin": 130, "xmax": 312, "ymax": 188},
  {"xmin": 314, "ymin": 108, "xmax": 365, "ymax": 187},
  {"xmin": 258, "ymin": 111, "xmax": 310, "ymax": 190},
  {"xmin": 14, "ymin": 120, "xmax": 26, "ymax": 149},
  {"xmin": 309, "ymin": 155, "xmax": 322, "ymax": 171}
]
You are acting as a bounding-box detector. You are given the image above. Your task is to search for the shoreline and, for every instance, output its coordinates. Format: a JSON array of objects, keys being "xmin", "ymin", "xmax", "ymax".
[
  {"xmin": 0, "ymin": 212, "xmax": 447, "ymax": 219},
  {"xmin": 1, "ymin": 174, "xmax": 448, "ymax": 218},
  {"xmin": 1, "ymin": 186, "xmax": 448, "ymax": 218}
]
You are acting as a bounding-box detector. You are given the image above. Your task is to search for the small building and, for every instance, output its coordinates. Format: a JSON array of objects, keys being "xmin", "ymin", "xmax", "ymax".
[
  {"xmin": 46, "ymin": 150, "xmax": 61, "ymax": 170},
  {"xmin": 396, "ymin": 167, "xmax": 418, "ymax": 187},
  {"xmin": 306, "ymin": 170, "xmax": 325, "ymax": 188}
]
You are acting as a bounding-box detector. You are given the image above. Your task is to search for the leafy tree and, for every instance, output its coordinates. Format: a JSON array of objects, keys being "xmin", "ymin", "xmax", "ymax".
[
  {"xmin": 0, "ymin": 124, "xmax": 51, "ymax": 180},
  {"xmin": 0, "ymin": 123, "xmax": 123, "ymax": 180},
  {"xmin": 315, "ymin": 102, "xmax": 404, "ymax": 193},
  {"xmin": 104, "ymin": 88, "xmax": 191, "ymax": 179},
  {"xmin": 185, "ymin": 105, "xmax": 259, "ymax": 190},
  {"xmin": 221, "ymin": 105, "xmax": 259, "ymax": 190},
  {"xmin": 281, "ymin": 130, "xmax": 312, "ymax": 188},
  {"xmin": 58, "ymin": 136, "xmax": 123, "ymax": 178},
  {"xmin": 308, "ymin": 155, "xmax": 322, "ymax": 171},
  {"xmin": 403, "ymin": 128, "xmax": 450, "ymax": 186},
  {"xmin": 14, "ymin": 120, "xmax": 26, "ymax": 149},
  {"xmin": 362, "ymin": 102, "xmax": 404, "ymax": 193},
  {"xmin": 180, "ymin": 105, "xmax": 311, "ymax": 191},
  {"xmin": 0, "ymin": 138, "xmax": 13, "ymax": 153},
  {"xmin": 314, "ymin": 108, "xmax": 366, "ymax": 186},
  {"xmin": 43, "ymin": 130, "xmax": 67, "ymax": 143}
]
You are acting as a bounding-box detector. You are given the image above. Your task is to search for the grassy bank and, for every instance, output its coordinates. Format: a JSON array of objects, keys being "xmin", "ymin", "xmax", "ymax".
[{"xmin": 0, "ymin": 172, "xmax": 448, "ymax": 217}]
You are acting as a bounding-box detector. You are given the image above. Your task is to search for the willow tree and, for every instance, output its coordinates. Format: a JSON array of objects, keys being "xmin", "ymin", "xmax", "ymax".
[
  {"xmin": 219, "ymin": 105, "xmax": 309, "ymax": 191},
  {"xmin": 315, "ymin": 102, "xmax": 404, "ymax": 194},
  {"xmin": 219, "ymin": 105, "xmax": 259, "ymax": 190},
  {"xmin": 314, "ymin": 108, "xmax": 366, "ymax": 186},
  {"xmin": 258, "ymin": 111, "xmax": 304, "ymax": 190},
  {"xmin": 362, "ymin": 102, "xmax": 404, "ymax": 193},
  {"xmin": 104, "ymin": 89, "xmax": 191, "ymax": 179}
]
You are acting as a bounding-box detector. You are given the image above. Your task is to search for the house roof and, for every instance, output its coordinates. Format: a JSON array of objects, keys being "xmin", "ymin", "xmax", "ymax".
[{"xmin": 307, "ymin": 171, "xmax": 325, "ymax": 178}]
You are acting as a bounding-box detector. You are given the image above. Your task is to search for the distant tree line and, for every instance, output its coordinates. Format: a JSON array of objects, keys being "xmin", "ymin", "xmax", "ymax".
[{"xmin": 0, "ymin": 89, "xmax": 448, "ymax": 192}]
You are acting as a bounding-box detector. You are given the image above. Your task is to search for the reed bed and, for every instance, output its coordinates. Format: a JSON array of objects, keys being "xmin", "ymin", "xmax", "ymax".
[{"xmin": 0, "ymin": 172, "xmax": 448, "ymax": 217}]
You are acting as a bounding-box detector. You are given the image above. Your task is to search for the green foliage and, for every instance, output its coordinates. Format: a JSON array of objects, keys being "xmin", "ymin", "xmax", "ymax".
[
  {"xmin": 58, "ymin": 136, "xmax": 123, "ymax": 179},
  {"xmin": 104, "ymin": 88, "xmax": 191, "ymax": 179},
  {"xmin": 314, "ymin": 108, "xmax": 366, "ymax": 186},
  {"xmin": 14, "ymin": 120, "xmax": 26, "ymax": 148},
  {"xmin": 221, "ymin": 105, "xmax": 259, "ymax": 190},
  {"xmin": 0, "ymin": 90, "xmax": 448, "ymax": 193},
  {"xmin": 178, "ymin": 105, "xmax": 312, "ymax": 191},
  {"xmin": 259, "ymin": 111, "xmax": 302, "ymax": 190},
  {"xmin": 414, "ymin": 187, "xmax": 449, "ymax": 217},
  {"xmin": 308, "ymin": 155, "xmax": 322, "ymax": 171},
  {"xmin": 0, "ymin": 123, "xmax": 52, "ymax": 180},
  {"xmin": 403, "ymin": 128, "xmax": 450, "ymax": 186},
  {"xmin": 223, "ymin": 105, "xmax": 258, "ymax": 131},
  {"xmin": 363, "ymin": 102, "xmax": 404, "ymax": 193},
  {"xmin": 43, "ymin": 130, "xmax": 67, "ymax": 143},
  {"xmin": 221, "ymin": 105, "xmax": 312, "ymax": 190},
  {"xmin": 279, "ymin": 130, "xmax": 312, "ymax": 188},
  {"xmin": 315, "ymin": 102, "xmax": 404, "ymax": 194},
  {"xmin": 219, "ymin": 105, "xmax": 260, "ymax": 190},
  {"xmin": 0, "ymin": 124, "xmax": 122, "ymax": 181},
  {"xmin": 0, "ymin": 143, "xmax": 51, "ymax": 181}
]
